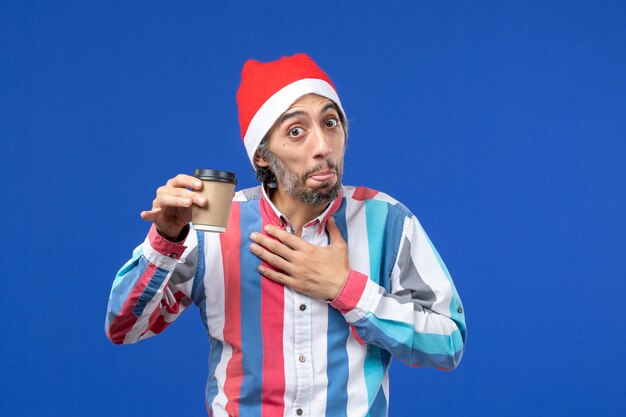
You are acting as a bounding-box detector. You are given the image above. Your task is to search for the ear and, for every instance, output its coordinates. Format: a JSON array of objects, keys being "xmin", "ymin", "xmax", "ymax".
[{"xmin": 254, "ymin": 151, "xmax": 270, "ymax": 168}]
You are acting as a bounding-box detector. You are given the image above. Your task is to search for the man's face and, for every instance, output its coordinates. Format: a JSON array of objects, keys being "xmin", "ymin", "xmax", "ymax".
[{"xmin": 257, "ymin": 93, "xmax": 346, "ymax": 206}]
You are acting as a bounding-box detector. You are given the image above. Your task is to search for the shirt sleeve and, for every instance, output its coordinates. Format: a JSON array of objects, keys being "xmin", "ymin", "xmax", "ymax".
[
  {"xmin": 330, "ymin": 214, "xmax": 466, "ymax": 370},
  {"xmin": 104, "ymin": 224, "xmax": 200, "ymax": 344}
]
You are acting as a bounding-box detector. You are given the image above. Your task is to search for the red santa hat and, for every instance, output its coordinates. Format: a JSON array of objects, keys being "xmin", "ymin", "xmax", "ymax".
[{"xmin": 236, "ymin": 53, "xmax": 345, "ymax": 166}]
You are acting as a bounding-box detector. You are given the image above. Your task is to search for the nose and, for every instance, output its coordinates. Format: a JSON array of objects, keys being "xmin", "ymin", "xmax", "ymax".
[{"xmin": 310, "ymin": 125, "xmax": 332, "ymax": 158}]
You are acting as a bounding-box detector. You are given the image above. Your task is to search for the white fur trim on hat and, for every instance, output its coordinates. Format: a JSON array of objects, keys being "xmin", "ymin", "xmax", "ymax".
[{"xmin": 243, "ymin": 78, "xmax": 344, "ymax": 166}]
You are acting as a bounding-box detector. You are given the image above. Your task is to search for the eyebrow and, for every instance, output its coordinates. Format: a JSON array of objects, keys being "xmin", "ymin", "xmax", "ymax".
[
  {"xmin": 320, "ymin": 102, "xmax": 339, "ymax": 115},
  {"xmin": 279, "ymin": 102, "xmax": 340, "ymax": 125},
  {"xmin": 279, "ymin": 110, "xmax": 306, "ymax": 125}
]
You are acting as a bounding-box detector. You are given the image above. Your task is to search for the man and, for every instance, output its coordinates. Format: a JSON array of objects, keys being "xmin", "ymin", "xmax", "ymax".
[{"xmin": 105, "ymin": 53, "xmax": 466, "ymax": 417}]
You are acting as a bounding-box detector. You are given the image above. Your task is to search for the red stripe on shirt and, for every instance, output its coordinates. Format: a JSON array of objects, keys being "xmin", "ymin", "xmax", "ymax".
[
  {"xmin": 330, "ymin": 269, "xmax": 369, "ymax": 314},
  {"xmin": 260, "ymin": 214, "xmax": 286, "ymax": 417},
  {"xmin": 148, "ymin": 224, "xmax": 188, "ymax": 257},
  {"xmin": 351, "ymin": 326, "xmax": 366, "ymax": 345},
  {"xmin": 352, "ymin": 186, "xmax": 379, "ymax": 201},
  {"xmin": 144, "ymin": 291, "xmax": 187, "ymax": 335},
  {"xmin": 107, "ymin": 263, "xmax": 159, "ymax": 344},
  {"xmin": 221, "ymin": 203, "xmax": 243, "ymax": 417}
]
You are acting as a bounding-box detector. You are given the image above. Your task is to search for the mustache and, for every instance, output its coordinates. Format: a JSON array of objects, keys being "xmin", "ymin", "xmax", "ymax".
[{"xmin": 303, "ymin": 159, "xmax": 339, "ymax": 178}]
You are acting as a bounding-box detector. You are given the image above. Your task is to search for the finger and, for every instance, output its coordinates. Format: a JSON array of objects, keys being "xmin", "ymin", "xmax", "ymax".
[
  {"xmin": 157, "ymin": 186, "xmax": 206, "ymax": 206},
  {"xmin": 140, "ymin": 210, "xmax": 157, "ymax": 221},
  {"xmin": 156, "ymin": 194, "xmax": 193, "ymax": 208},
  {"xmin": 166, "ymin": 174, "xmax": 204, "ymax": 190},
  {"xmin": 249, "ymin": 242, "xmax": 293, "ymax": 273},
  {"xmin": 190, "ymin": 191, "xmax": 207, "ymax": 207},
  {"xmin": 258, "ymin": 264, "xmax": 296, "ymax": 288},
  {"xmin": 263, "ymin": 225, "xmax": 305, "ymax": 249},
  {"xmin": 250, "ymin": 232, "xmax": 295, "ymax": 260},
  {"xmin": 167, "ymin": 187, "xmax": 206, "ymax": 206}
]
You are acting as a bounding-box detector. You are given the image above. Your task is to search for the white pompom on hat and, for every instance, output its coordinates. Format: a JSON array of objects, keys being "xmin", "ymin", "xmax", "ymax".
[{"xmin": 236, "ymin": 53, "xmax": 345, "ymax": 166}]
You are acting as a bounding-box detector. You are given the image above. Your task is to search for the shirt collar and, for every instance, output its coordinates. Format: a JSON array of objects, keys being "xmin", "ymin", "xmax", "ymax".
[{"xmin": 260, "ymin": 185, "xmax": 344, "ymax": 233}]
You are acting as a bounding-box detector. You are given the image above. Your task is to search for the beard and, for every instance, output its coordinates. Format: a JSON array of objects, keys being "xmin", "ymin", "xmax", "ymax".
[{"xmin": 265, "ymin": 150, "xmax": 343, "ymax": 206}]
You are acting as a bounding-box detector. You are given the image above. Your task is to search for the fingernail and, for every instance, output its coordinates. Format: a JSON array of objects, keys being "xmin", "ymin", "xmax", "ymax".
[
  {"xmin": 199, "ymin": 197, "xmax": 206, "ymax": 205},
  {"xmin": 264, "ymin": 225, "xmax": 271, "ymax": 232},
  {"xmin": 250, "ymin": 232, "xmax": 257, "ymax": 240},
  {"xmin": 195, "ymin": 181, "xmax": 202, "ymax": 188},
  {"xmin": 258, "ymin": 265, "xmax": 265, "ymax": 272},
  {"xmin": 182, "ymin": 198, "xmax": 191, "ymax": 205}
]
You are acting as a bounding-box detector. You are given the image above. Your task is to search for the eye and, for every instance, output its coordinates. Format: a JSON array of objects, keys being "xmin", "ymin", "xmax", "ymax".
[
  {"xmin": 288, "ymin": 127, "xmax": 304, "ymax": 137},
  {"xmin": 325, "ymin": 118, "xmax": 339, "ymax": 128}
]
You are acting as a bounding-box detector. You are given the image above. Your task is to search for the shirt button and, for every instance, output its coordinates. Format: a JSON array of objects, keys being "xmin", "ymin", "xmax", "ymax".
[
  {"xmin": 296, "ymin": 409, "xmax": 303, "ymax": 416},
  {"xmin": 298, "ymin": 355, "xmax": 306, "ymax": 363},
  {"xmin": 169, "ymin": 253, "xmax": 178, "ymax": 259},
  {"xmin": 299, "ymin": 304, "xmax": 306, "ymax": 311},
  {"xmin": 457, "ymin": 306, "xmax": 463, "ymax": 313}
]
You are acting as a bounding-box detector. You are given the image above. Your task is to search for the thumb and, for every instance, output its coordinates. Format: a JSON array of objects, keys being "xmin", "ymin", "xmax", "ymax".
[
  {"xmin": 327, "ymin": 217, "xmax": 345, "ymax": 244},
  {"xmin": 140, "ymin": 210, "xmax": 155, "ymax": 221}
]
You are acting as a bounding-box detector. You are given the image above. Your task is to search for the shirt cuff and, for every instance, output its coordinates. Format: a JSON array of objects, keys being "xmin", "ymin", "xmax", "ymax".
[
  {"xmin": 329, "ymin": 269, "xmax": 369, "ymax": 314},
  {"xmin": 148, "ymin": 224, "xmax": 189, "ymax": 258}
]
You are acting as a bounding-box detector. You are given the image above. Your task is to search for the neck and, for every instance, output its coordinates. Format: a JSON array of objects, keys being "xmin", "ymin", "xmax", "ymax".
[{"xmin": 269, "ymin": 186, "xmax": 330, "ymax": 236}]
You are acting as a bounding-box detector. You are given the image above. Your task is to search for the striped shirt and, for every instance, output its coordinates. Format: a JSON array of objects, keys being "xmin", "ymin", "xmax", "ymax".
[{"xmin": 105, "ymin": 185, "xmax": 466, "ymax": 417}]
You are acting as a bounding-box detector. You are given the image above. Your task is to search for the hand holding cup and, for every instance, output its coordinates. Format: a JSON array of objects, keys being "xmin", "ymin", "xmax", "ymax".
[{"xmin": 140, "ymin": 174, "xmax": 206, "ymax": 240}]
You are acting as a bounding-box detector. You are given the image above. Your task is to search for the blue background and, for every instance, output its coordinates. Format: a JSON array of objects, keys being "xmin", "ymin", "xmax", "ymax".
[{"xmin": 1, "ymin": 1, "xmax": 625, "ymax": 416}]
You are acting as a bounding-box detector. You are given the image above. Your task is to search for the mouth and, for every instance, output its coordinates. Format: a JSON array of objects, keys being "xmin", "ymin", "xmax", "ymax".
[{"xmin": 308, "ymin": 169, "xmax": 336, "ymax": 182}]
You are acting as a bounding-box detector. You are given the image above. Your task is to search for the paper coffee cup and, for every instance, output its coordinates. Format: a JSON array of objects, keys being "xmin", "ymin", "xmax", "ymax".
[{"xmin": 191, "ymin": 169, "xmax": 237, "ymax": 233}]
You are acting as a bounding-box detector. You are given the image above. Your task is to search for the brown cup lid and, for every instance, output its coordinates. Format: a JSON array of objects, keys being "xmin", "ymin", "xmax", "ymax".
[{"xmin": 193, "ymin": 169, "xmax": 237, "ymax": 184}]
